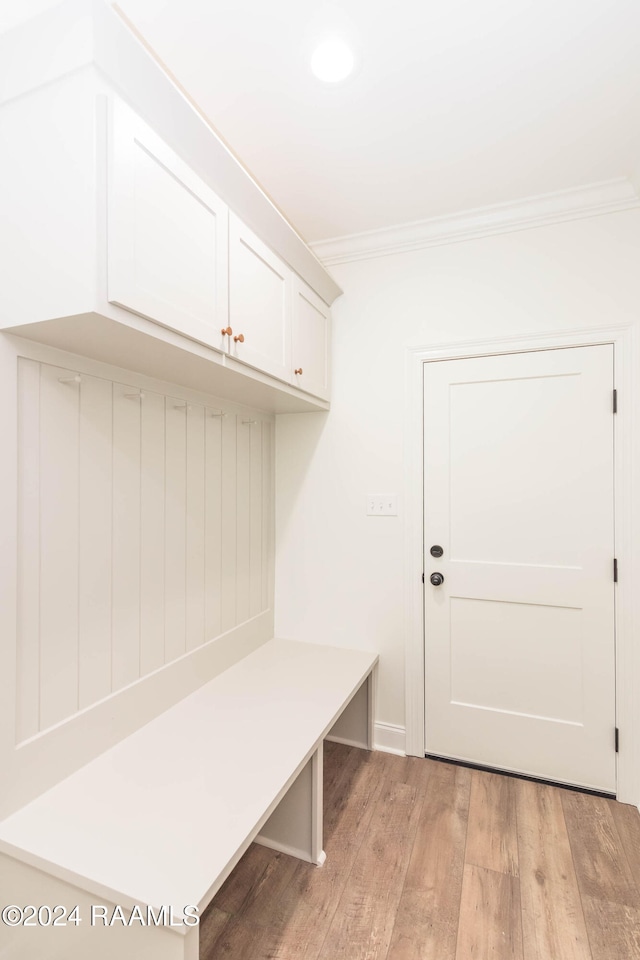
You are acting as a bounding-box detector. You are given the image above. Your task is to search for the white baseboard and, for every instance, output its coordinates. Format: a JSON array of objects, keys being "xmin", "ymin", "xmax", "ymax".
[{"xmin": 373, "ymin": 722, "xmax": 406, "ymax": 756}]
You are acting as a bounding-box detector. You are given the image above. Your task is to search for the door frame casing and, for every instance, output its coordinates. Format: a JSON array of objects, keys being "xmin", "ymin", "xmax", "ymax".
[{"xmin": 404, "ymin": 324, "xmax": 636, "ymax": 805}]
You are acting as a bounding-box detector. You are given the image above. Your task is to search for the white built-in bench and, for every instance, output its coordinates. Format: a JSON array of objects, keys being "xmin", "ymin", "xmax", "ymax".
[{"xmin": 0, "ymin": 639, "xmax": 377, "ymax": 960}]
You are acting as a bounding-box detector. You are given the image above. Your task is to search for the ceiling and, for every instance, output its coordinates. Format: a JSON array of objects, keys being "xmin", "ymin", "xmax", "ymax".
[{"xmin": 5, "ymin": 0, "xmax": 640, "ymax": 243}]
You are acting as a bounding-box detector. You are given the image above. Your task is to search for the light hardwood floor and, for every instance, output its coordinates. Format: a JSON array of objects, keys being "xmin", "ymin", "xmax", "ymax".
[{"xmin": 200, "ymin": 742, "xmax": 640, "ymax": 959}]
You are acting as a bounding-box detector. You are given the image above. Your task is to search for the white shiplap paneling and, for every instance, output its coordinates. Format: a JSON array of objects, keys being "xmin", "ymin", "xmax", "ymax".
[
  {"xmin": 186, "ymin": 403, "xmax": 206, "ymax": 653},
  {"xmin": 140, "ymin": 389, "xmax": 166, "ymax": 677},
  {"xmin": 78, "ymin": 374, "xmax": 113, "ymax": 710},
  {"xmin": 220, "ymin": 414, "xmax": 237, "ymax": 634},
  {"xmin": 39, "ymin": 365, "xmax": 80, "ymax": 730},
  {"xmin": 235, "ymin": 416, "xmax": 252, "ymax": 626},
  {"xmin": 204, "ymin": 410, "xmax": 223, "ymax": 643},
  {"xmin": 164, "ymin": 397, "xmax": 187, "ymax": 664},
  {"xmin": 16, "ymin": 358, "xmax": 41, "ymax": 743},
  {"xmin": 111, "ymin": 382, "xmax": 142, "ymax": 692},
  {"xmin": 15, "ymin": 360, "xmax": 273, "ymax": 738},
  {"xmin": 250, "ymin": 420, "xmax": 263, "ymax": 619}
]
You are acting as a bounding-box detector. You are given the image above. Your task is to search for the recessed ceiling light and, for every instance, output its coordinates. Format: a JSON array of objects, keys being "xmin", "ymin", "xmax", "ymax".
[{"xmin": 310, "ymin": 38, "xmax": 355, "ymax": 83}]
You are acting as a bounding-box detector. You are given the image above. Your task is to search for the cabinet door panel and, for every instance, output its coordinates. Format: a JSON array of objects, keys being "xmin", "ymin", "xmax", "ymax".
[
  {"xmin": 228, "ymin": 214, "xmax": 292, "ymax": 381},
  {"xmin": 107, "ymin": 99, "xmax": 229, "ymax": 351},
  {"xmin": 292, "ymin": 278, "xmax": 331, "ymax": 401}
]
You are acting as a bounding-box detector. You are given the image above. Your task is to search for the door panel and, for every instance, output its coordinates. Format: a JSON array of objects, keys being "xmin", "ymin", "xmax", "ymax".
[
  {"xmin": 424, "ymin": 345, "xmax": 615, "ymax": 792},
  {"xmin": 107, "ymin": 98, "xmax": 229, "ymax": 350},
  {"xmin": 291, "ymin": 278, "xmax": 331, "ymax": 400},
  {"xmin": 228, "ymin": 213, "xmax": 292, "ymax": 382}
]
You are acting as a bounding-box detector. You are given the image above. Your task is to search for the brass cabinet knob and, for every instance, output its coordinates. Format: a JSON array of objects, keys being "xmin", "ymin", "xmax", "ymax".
[
  {"xmin": 294, "ymin": 368, "xmax": 303, "ymax": 375},
  {"xmin": 221, "ymin": 326, "xmax": 233, "ymax": 336},
  {"xmin": 234, "ymin": 333, "xmax": 245, "ymax": 343}
]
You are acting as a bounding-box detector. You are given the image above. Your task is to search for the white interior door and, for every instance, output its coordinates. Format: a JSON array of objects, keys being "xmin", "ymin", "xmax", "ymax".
[{"xmin": 424, "ymin": 345, "xmax": 616, "ymax": 792}]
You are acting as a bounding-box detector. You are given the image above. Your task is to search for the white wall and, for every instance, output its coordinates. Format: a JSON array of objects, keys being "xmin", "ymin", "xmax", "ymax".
[{"xmin": 275, "ymin": 209, "xmax": 640, "ymax": 760}]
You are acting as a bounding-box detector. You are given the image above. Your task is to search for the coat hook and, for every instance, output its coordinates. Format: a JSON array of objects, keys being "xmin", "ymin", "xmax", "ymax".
[
  {"xmin": 173, "ymin": 402, "xmax": 191, "ymax": 411},
  {"xmin": 210, "ymin": 411, "xmax": 227, "ymax": 418},
  {"xmin": 124, "ymin": 392, "xmax": 145, "ymax": 400},
  {"xmin": 58, "ymin": 374, "xmax": 81, "ymax": 385},
  {"xmin": 242, "ymin": 419, "xmax": 257, "ymax": 425}
]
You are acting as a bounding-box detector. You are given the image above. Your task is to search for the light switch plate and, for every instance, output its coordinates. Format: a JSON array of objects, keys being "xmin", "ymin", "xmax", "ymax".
[{"xmin": 367, "ymin": 495, "xmax": 398, "ymax": 516}]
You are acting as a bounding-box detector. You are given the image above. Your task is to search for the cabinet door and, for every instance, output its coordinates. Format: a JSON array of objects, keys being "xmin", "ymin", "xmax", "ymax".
[
  {"xmin": 228, "ymin": 213, "xmax": 292, "ymax": 382},
  {"xmin": 107, "ymin": 99, "xmax": 229, "ymax": 351},
  {"xmin": 291, "ymin": 278, "xmax": 331, "ymax": 401}
]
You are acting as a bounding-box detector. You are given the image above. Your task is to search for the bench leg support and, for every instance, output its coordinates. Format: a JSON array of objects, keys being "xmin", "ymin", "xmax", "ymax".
[{"xmin": 256, "ymin": 745, "xmax": 325, "ymax": 866}]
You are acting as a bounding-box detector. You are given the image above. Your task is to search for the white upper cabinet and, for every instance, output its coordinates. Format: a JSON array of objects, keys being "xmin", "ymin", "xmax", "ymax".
[
  {"xmin": 291, "ymin": 278, "xmax": 331, "ymax": 401},
  {"xmin": 0, "ymin": 0, "xmax": 339, "ymax": 410},
  {"xmin": 228, "ymin": 213, "xmax": 292, "ymax": 383},
  {"xmin": 107, "ymin": 99, "xmax": 229, "ymax": 352}
]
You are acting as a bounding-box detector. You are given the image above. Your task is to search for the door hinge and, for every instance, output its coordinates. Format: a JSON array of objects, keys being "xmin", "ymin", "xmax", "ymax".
[
  {"xmin": 614, "ymin": 558, "xmax": 618, "ymax": 583},
  {"xmin": 422, "ymin": 572, "xmax": 425, "ymax": 584},
  {"xmin": 613, "ymin": 389, "xmax": 618, "ymax": 413},
  {"xmin": 615, "ymin": 727, "xmax": 619, "ymax": 753}
]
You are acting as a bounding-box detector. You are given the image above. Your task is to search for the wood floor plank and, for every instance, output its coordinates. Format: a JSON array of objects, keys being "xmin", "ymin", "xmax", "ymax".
[
  {"xmin": 562, "ymin": 790, "xmax": 639, "ymax": 907},
  {"xmin": 201, "ymin": 749, "xmax": 640, "ymax": 960},
  {"xmin": 387, "ymin": 760, "xmax": 471, "ymax": 960},
  {"xmin": 323, "ymin": 743, "xmax": 382, "ymax": 836},
  {"xmin": 249, "ymin": 747, "xmax": 386, "ymax": 956},
  {"xmin": 202, "ymin": 745, "xmax": 385, "ymax": 960},
  {"xmin": 580, "ymin": 896, "xmax": 640, "ymax": 960},
  {"xmin": 609, "ymin": 799, "xmax": 640, "ymax": 897},
  {"xmin": 197, "ymin": 905, "xmax": 231, "ymax": 957},
  {"xmin": 455, "ymin": 863, "xmax": 523, "ymax": 960},
  {"xmin": 316, "ymin": 779, "xmax": 422, "ymax": 960},
  {"xmin": 465, "ymin": 769, "xmax": 519, "ymax": 877},
  {"xmin": 211, "ymin": 843, "xmax": 284, "ymax": 915},
  {"xmin": 322, "ymin": 739, "xmax": 345, "ymax": 802},
  {"xmin": 516, "ymin": 779, "xmax": 592, "ymax": 960},
  {"xmin": 202, "ymin": 914, "xmax": 292, "ymax": 959},
  {"xmin": 378, "ymin": 751, "xmax": 433, "ymax": 792}
]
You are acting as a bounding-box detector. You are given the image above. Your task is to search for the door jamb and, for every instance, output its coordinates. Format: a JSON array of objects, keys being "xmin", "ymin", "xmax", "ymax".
[{"xmin": 404, "ymin": 325, "xmax": 636, "ymax": 805}]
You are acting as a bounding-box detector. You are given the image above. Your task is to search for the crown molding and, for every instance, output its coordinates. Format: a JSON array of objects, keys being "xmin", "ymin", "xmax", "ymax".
[{"xmin": 310, "ymin": 178, "xmax": 640, "ymax": 266}]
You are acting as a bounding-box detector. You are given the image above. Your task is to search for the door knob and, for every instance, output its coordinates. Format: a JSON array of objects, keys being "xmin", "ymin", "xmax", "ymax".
[{"xmin": 430, "ymin": 572, "xmax": 444, "ymax": 586}]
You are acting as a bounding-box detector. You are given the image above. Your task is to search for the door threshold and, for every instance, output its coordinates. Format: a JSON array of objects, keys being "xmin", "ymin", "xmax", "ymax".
[{"xmin": 425, "ymin": 753, "xmax": 616, "ymax": 800}]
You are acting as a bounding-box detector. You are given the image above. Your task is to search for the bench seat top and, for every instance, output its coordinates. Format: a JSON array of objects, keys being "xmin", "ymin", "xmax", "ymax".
[{"xmin": 0, "ymin": 639, "xmax": 377, "ymax": 918}]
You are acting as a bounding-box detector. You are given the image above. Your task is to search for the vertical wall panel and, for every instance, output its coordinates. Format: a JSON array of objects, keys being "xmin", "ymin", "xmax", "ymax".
[
  {"xmin": 78, "ymin": 375, "xmax": 113, "ymax": 709},
  {"xmin": 235, "ymin": 418, "xmax": 252, "ymax": 625},
  {"xmin": 249, "ymin": 421, "xmax": 263, "ymax": 618},
  {"xmin": 16, "ymin": 359, "xmax": 41, "ymax": 742},
  {"xmin": 204, "ymin": 411, "xmax": 223, "ymax": 642},
  {"xmin": 262, "ymin": 421, "xmax": 272, "ymax": 613},
  {"xmin": 165, "ymin": 398, "xmax": 187, "ymax": 662},
  {"xmin": 111, "ymin": 383, "xmax": 141, "ymax": 692},
  {"xmin": 39, "ymin": 365, "xmax": 80, "ymax": 729},
  {"xmin": 220, "ymin": 414, "xmax": 237, "ymax": 633},
  {"xmin": 186, "ymin": 404, "xmax": 206, "ymax": 652},
  {"xmin": 14, "ymin": 355, "xmax": 274, "ymax": 732},
  {"xmin": 140, "ymin": 391, "xmax": 166, "ymax": 676}
]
